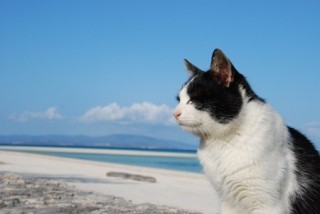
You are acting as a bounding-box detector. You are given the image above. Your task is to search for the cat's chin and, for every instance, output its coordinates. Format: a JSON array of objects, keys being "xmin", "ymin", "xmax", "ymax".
[{"xmin": 178, "ymin": 122, "xmax": 201, "ymax": 132}]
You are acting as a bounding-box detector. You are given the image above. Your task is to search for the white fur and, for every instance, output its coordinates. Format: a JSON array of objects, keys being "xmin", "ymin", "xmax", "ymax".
[{"xmin": 174, "ymin": 85, "xmax": 299, "ymax": 214}]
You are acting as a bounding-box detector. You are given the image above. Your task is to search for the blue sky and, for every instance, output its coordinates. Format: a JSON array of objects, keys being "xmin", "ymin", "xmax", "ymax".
[{"xmin": 1, "ymin": 1, "xmax": 320, "ymax": 147}]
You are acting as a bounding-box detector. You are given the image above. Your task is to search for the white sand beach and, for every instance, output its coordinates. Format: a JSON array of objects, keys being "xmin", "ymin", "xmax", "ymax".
[{"xmin": 0, "ymin": 149, "xmax": 220, "ymax": 214}]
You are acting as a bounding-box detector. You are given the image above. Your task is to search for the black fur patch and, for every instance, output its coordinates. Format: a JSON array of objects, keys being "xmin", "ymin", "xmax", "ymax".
[
  {"xmin": 185, "ymin": 65, "xmax": 263, "ymax": 124},
  {"xmin": 289, "ymin": 127, "xmax": 320, "ymax": 214}
]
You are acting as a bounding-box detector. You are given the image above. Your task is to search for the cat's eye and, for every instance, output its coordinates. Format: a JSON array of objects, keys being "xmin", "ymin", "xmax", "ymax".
[{"xmin": 176, "ymin": 96, "xmax": 180, "ymax": 102}]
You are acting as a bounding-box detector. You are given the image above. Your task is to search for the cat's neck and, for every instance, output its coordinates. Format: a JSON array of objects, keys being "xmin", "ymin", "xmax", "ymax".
[{"xmin": 199, "ymin": 99, "xmax": 287, "ymax": 151}]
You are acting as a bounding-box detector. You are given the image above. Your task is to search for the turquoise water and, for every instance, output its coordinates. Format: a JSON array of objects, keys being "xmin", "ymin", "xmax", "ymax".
[{"xmin": 15, "ymin": 149, "xmax": 202, "ymax": 173}]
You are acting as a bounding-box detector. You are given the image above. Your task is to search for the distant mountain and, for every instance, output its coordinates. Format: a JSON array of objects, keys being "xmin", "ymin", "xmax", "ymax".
[{"xmin": 0, "ymin": 134, "xmax": 197, "ymax": 151}]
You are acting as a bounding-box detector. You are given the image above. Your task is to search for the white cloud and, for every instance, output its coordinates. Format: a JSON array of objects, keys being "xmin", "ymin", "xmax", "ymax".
[
  {"xmin": 9, "ymin": 107, "xmax": 63, "ymax": 122},
  {"xmin": 306, "ymin": 122, "xmax": 320, "ymax": 138},
  {"xmin": 79, "ymin": 102, "xmax": 175, "ymax": 125}
]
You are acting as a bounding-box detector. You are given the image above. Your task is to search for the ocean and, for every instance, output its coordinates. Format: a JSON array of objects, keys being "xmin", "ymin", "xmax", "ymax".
[{"xmin": 0, "ymin": 146, "xmax": 202, "ymax": 173}]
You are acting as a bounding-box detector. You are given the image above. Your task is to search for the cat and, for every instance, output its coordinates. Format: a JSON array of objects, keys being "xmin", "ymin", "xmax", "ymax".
[{"xmin": 174, "ymin": 49, "xmax": 320, "ymax": 214}]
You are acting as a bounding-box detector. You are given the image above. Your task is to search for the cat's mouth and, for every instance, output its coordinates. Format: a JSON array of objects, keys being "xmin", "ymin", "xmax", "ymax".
[{"xmin": 178, "ymin": 122, "xmax": 202, "ymax": 128}]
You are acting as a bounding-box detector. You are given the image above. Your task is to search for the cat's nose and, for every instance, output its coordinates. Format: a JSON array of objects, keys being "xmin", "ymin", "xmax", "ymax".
[{"xmin": 173, "ymin": 111, "xmax": 181, "ymax": 120}]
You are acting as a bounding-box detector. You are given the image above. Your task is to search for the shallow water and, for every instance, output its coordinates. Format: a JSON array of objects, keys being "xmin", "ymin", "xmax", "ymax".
[{"xmin": 1, "ymin": 146, "xmax": 202, "ymax": 173}]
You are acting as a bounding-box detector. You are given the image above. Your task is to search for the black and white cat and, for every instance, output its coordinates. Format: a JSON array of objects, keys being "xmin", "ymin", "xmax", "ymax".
[{"xmin": 174, "ymin": 49, "xmax": 320, "ymax": 214}]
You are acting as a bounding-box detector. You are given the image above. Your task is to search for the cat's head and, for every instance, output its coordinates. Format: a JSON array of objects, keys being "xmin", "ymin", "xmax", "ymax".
[{"xmin": 174, "ymin": 49, "xmax": 262, "ymax": 139}]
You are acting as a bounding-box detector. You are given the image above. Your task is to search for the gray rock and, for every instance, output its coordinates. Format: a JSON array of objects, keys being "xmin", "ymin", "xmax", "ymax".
[
  {"xmin": 106, "ymin": 172, "xmax": 157, "ymax": 183},
  {"xmin": 0, "ymin": 172, "xmax": 201, "ymax": 214}
]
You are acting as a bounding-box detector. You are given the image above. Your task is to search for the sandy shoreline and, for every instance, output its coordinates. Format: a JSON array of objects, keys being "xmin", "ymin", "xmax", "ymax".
[{"xmin": 0, "ymin": 149, "xmax": 219, "ymax": 213}]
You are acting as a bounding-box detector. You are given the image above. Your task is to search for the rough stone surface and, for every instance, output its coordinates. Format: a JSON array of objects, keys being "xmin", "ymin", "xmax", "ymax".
[{"xmin": 0, "ymin": 172, "xmax": 201, "ymax": 214}]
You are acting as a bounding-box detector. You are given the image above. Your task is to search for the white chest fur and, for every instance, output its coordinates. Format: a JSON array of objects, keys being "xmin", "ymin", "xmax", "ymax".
[{"xmin": 197, "ymin": 101, "xmax": 298, "ymax": 214}]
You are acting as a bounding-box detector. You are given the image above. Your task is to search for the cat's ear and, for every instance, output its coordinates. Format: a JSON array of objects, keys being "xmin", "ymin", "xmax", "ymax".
[
  {"xmin": 210, "ymin": 49, "xmax": 234, "ymax": 87},
  {"xmin": 184, "ymin": 59, "xmax": 200, "ymax": 77}
]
